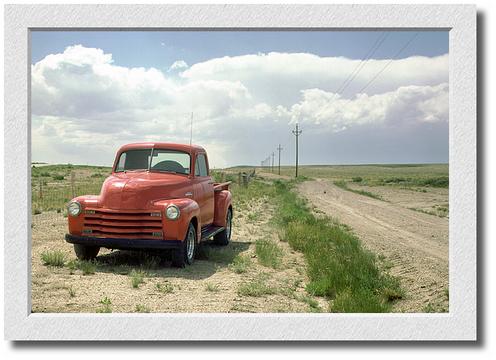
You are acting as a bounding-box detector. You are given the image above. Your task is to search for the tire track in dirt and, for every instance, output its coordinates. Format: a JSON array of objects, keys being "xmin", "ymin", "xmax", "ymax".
[{"xmin": 298, "ymin": 179, "xmax": 449, "ymax": 312}]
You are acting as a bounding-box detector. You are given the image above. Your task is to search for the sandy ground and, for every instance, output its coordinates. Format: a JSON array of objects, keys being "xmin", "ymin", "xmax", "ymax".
[
  {"xmin": 31, "ymin": 197, "xmax": 326, "ymax": 313},
  {"xmin": 298, "ymin": 179, "xmax": 449, "ymax": 312},
  {"xmin": 347, "ymin": 183, "xmax": 449, "ymax": 217}
]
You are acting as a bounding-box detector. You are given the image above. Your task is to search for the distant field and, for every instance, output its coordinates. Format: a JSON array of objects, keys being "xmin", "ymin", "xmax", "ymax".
[
  {"xmin": 31, "ymin": 164, "xmax": 111, "ymax": 212},
  {"xmin": 233, "ymin": 164, "xmax": 448, "ymax": 188},
  {"xmin": 31, "ymin": 163, "xmax": 448, "ymax": 214}
]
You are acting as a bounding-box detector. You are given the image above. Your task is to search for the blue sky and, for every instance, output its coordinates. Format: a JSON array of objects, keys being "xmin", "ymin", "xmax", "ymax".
[
  {"xmin": 32, "ymin": 30, "xmax": 448, "ymax": 69},
  {"xmin": 31, "ymin": 31, "xmax": 449, "ymax": 167}
]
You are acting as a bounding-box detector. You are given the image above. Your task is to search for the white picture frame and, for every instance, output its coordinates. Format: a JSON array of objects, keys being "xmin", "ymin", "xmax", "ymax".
[{"xmin": 4, "ymin": 4, "xmax": 476, "ymax": 341}]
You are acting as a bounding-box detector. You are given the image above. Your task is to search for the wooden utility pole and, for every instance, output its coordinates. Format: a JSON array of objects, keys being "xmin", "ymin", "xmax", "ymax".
[
  {"xmin": 271, "ymin": 152, "xmax": 275, "ymax": 173},
  {"xmin": 39, "ymin": 179, "xmax": 43, "ymax": 200},
  {"xmin": 70, "ymin": 171, "xmax": 75, "ymax": 198},
  {"xmin": 292, "ymin": 123, "xmax": 302, "ymax": 178},
  {"xmin": 277, "ymin": 144, "xmax": 283, "ymax": 175}
]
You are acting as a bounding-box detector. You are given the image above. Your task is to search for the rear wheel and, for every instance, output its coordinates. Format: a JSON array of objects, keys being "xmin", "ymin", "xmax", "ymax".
[
  {"xmin": 74, "ymin": 244, "xmax": 100, "ymax": 260},
  {"xmin": 172, "ymin": 223, "xmax": 196, "ymax": 267},
  {"xmin": 213, "ymin": 208, "xmax": 232, "ymax": 246}
]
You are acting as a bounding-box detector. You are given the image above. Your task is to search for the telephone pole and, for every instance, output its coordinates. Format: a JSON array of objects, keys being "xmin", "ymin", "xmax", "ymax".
[
  {"xmin": 292, "ymin": 123, "xmax": 302, "ymax": 178},
  {"xmin": 271, "ymin": 152, "xmax": 275, "ymax": 173},
  {"xmin": 277, "ymin": 144, "xmax": 283, "ymax": 175}
]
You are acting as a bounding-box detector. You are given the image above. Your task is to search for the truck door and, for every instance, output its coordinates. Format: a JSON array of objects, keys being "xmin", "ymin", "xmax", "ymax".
[{"xmin": 195, "ymin": 153, "xmax": 215, "ymax": 226}]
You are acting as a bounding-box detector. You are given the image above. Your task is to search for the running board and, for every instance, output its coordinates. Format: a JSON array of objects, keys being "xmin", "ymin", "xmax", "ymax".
[{"xmin": 201, "ymin": 225, "xmax": 225, "ymax": 241}]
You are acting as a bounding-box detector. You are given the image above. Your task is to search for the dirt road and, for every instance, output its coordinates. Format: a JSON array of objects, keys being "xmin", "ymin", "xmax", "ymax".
[{"xmin": 298, "ymin": 179, "xmax": 449, "ymax": 312}]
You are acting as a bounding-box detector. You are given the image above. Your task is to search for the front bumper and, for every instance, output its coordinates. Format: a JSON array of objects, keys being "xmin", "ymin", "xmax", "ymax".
[{"xmin": 65, "ymin": 234, "xmax": 182, "ymax": 251}]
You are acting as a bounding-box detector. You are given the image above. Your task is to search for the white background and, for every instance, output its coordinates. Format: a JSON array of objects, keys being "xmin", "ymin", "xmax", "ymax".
[{"xmin": 1, "ymin": 0, "xmax": 493, "ymax": 358}]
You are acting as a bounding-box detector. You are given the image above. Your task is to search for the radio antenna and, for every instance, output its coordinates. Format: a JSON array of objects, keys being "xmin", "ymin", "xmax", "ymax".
[{"xmin": 189, "ymin": 112, "xmax": 193, "ymax": 147}]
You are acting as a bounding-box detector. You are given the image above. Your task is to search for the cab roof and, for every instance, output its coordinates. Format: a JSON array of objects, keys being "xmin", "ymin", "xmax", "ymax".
[{"xmin": 117, "ymin": 142, "xmax": 206, "ymax": 154}]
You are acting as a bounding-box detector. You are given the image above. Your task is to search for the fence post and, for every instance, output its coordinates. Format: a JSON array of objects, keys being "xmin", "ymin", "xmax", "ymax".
[
  {"xmin": 70, "ymin": 171, "xmax": 76, "ymax": 198},
  {"xmin": 238, "ymin": 172, "xmax": 242, "ymax": 185},
  {"xmin": 242, "ymin": 173, "xmax": 248, "ymax": 187},
  {"xmin": 38, "ymin": 179, "xmax": 43, "ymax": 200}
]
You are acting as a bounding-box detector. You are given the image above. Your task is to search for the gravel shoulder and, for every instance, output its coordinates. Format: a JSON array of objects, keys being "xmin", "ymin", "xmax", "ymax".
[
  {"xmin": 32, "ymin": 196, "xmax": 325, "ymax": 313},
  {"xmin": 298, "ymin": 179, "xmax": 449, "ymax": 312}
]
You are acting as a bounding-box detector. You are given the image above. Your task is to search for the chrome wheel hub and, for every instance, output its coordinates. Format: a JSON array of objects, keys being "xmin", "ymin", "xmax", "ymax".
[
  {"xmin": 186, "ymin": 228, "xmax": 195, "ymax": 260},
  {"xmin": 226, "ymin": 211, "xmax": 232, "ymax": 240}
]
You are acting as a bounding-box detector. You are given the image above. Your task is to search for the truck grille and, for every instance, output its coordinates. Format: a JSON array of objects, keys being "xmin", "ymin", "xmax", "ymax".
[{"xmin": 82, "ymin": 208, "xmax": 163, "ymax": 240}]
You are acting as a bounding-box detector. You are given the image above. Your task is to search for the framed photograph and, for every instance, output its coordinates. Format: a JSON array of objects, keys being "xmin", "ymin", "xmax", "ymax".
[{"xmin": 4, "ymin": 4, "xmax": 476, "ymax": 341}]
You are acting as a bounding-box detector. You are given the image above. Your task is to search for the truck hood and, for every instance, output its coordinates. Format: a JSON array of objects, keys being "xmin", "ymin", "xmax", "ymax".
[{"xmin": 99, "ymin": 172, "xmax": 191, "ymax": 210}]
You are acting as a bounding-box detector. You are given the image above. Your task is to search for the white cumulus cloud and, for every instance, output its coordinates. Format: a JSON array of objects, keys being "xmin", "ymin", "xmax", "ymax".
[
  {"xmin": 168, "ymin": 60, "xmax": 189, "ymax": 72},
  {"xmin": 31, "ymin": 45, "xmax": 449, "ymax": 167}
]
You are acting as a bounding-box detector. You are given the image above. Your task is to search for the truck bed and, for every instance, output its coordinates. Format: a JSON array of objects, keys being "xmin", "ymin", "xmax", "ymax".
[{"xmin": 213, "ymin": 181, "xmax": 231, "ymax": 192}]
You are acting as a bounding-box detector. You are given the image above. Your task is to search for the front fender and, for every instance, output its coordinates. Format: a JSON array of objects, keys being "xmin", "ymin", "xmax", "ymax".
[
  {"xmin": 153, "ymin": 198, "xmax": 201, "ymax": 242},
  {"xmin": 67, "ymin": 195, "xmax": 100, "ymax": 235}
]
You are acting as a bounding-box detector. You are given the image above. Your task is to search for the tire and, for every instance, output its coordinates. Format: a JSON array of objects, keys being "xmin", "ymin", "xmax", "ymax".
[
  {"xmin": 213, "ymin": 208, "xmax": 232, "ymax": 246},
  {"xmin": 172, "ymin": 223, "xmax": 196, "ymax": 268},
  {"xmin": 74, "ymin": 244, "xmax": 100, "ymax": 260}
]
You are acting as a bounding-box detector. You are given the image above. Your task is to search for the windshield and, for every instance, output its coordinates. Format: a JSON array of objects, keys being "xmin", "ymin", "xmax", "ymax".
[{"xmin": 115, "ymin": 148, "xmax": 191, "ymax": 174}]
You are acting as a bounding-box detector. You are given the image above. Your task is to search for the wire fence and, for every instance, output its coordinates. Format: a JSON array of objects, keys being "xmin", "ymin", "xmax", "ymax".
[
  {"xmin": 32, "ymin": 167, "xmax": 257, "ymax": 214},
  {"xmin": 31, "ymin": 166, "xmax": 109, "ymax": 213}
]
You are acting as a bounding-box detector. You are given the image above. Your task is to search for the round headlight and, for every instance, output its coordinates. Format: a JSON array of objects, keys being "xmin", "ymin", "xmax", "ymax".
[
  {"xmin": 67, "ymin": 201, "xmax": 82, "ymax": 217},
  {"xmin": 166, "ymin": 205, "xmax": 180, "ymax": 220}
]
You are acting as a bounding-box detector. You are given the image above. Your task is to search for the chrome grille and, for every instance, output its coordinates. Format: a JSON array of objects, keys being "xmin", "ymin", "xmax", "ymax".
[{"xmin": 83, "ymin": 209, "xmax": 163, "ymax": 240}]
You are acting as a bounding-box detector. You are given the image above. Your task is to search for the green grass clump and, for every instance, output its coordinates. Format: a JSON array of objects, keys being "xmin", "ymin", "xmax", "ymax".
[
  {"xmin": 333, "ymin": 180, "xmax": 383, "ymax": 200},
  {"xmin": 130, "ymin": 269, "xmax": 145, "ymax": 288},
  {"xmin": 247, "ymin": 212, "xmax": 260, "ymax": 222},
  {"xmin": 78, "ymin": 260, "xmax": 96, "ymax": 275},
  {"xmin": 96, "ymin": 296, "xmax": 112, "ymax": 313},
  {"xmin": 68, "ymin": 287, "xmax": 76, "ymax": 298},
  {"xmin": 228, "ymin": 254, "xmax": 251, "ymax": 274},
  {"xmin": 273, "ymin": 180, "xmax": 402, "ymax": 313},
  {"xmin": 52, "ymin": 174, "xmax": 65, "ymax": 181},
  {"xmin": 156, "ymin": 281, "xmax": 174, "ymax": 294},
  {"xmin": 255, "ymin": 239, "xmax": 283, "ymax": 269},
  {"xmin": 135, "ymin": 304, "xmax": 150, "ymax": 313},
  {"xmin": 351, "ymin": 176, "xmax": 363, "ymax": 183},
  {"xmin": 381, "ymin": 176, "xmax": 449, "ymax": 188},
  {"xmin": 41, "ymin": 250, "xmax": 66, "ymax": 267},
  {"xmin": 296, "ymin": 294, "xmax": 322, "ymax": 312},
  {"xmin": 205, "ymin": 283, "xmax": 220, "ymax": 292},
  {"xmin": 238, "ymin": 277, "xmax": 277, "ymax": 297}
]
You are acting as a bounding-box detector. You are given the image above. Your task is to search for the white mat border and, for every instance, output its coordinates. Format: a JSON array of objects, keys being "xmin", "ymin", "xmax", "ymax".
[{"xmin": 4, "ymin": 4, "xmax": 476, "ymax": 341}]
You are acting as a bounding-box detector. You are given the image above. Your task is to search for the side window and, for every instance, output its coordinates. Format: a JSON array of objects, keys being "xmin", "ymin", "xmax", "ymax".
[
  {"xmin": 195, "ymin": 154, "xmax": 208, "ymax": 177},
  {"xmin": 116, "ymin": 153, "xmax": 126, "ymax": 172}
]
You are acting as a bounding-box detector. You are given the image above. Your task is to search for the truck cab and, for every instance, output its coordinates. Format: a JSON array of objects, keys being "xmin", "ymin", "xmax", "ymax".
[{"xmin": 65, "ymin": 142, "xmax": 233, "ymax": 267}]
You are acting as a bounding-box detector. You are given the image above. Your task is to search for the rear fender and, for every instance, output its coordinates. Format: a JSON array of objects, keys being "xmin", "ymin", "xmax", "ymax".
[
  {"xmin": 154, "ymin": 198, "xmax": 201, "ymax": 242},
  {"xmin": 213, "ymin": 190, "xmax": 232, "ymax": 227}
]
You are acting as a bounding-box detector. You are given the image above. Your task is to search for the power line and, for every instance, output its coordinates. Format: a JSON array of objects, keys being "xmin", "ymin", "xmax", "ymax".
[
  {"xmin": 335, "ymin": 32, "xmax": 389, "ymax": 96},
  {"xmin": 356, "ymin": 32, "xmax": 419, "ymax": 95}
]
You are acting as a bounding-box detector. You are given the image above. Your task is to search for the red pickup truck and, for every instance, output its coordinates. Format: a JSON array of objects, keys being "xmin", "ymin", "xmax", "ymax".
[{"xmin": 65, "ymin": 143, "xmax": 233, "ymax": 267}]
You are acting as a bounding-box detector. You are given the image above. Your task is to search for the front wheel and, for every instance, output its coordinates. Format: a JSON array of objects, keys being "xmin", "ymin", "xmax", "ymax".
[
  {"xmin": 213, "ymin": 208, "xmax": 232, "ymax": 246},
  {"xmin": 74, "ymin": 244, "xmax": 100, "ymax": 260},
  {"xmin": 172, "ymin": 223, "xmax": 196, "ymax": 268}
]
